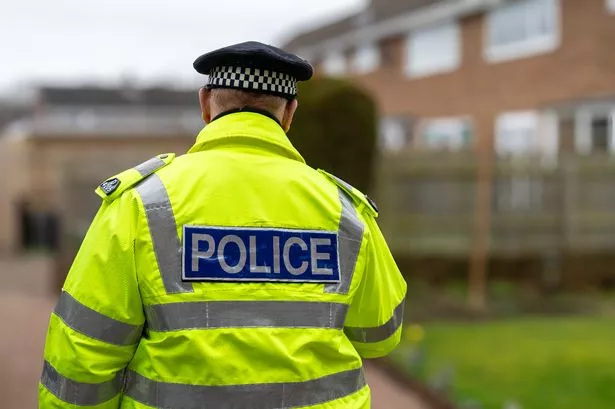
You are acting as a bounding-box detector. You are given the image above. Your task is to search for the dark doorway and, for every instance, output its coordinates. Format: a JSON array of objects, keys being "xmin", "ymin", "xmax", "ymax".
[
  {"xmin": 590, "ymin": 117, "xmax": 610, "ymax": 153},
  {"xmin": 18, "ymin": 201, "xmax": 59, "ymax": 252}
]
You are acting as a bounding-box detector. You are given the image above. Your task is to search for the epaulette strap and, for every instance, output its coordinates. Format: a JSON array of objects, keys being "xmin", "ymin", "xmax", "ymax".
[
  {"xmin": 317, "ymin": 169, "xmax": 378, "ymax": 217},
  {"xmin": 95, "ymin": 153, "xmax": 176, "ymax": 202}
]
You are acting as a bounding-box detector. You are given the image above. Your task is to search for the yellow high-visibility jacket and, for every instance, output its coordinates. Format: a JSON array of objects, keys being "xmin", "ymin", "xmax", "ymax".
[{"xmin": 39, "ymin": 111, "xmax": 407, "ymax": 409}]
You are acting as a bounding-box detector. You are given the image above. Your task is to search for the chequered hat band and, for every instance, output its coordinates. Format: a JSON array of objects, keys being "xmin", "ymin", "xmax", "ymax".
[{"xmin": 207, "ymin": 66, "xmax": 297, "ymax": 97}]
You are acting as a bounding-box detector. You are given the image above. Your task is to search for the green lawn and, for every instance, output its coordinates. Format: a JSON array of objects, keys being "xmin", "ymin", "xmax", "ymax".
[{"xmin": 390, "ymin": 316, "xmax": 615, "ymax": 409}]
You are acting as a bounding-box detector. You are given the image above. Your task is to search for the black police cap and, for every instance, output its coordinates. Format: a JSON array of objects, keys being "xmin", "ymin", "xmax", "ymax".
[
  {"xmin": 193, "ymin": 42, "xmax": 313, "ymax": 99},
  {"xmin": 194, "ymin": 41, "xmax": 313, "ymax": 81}
]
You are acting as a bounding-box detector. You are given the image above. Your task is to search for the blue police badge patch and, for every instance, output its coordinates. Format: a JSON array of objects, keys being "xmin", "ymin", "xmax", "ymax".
[
  {"xmin": 100, "ymin": 178, "xmax": 121, "ymax": 195},
  {"xmin": 182, "ymin": 226, "xmax": 340, "ymax": 283}
]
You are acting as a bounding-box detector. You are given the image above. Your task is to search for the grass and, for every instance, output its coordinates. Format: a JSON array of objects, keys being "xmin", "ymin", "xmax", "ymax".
[{"xmin": 390, "ymin": 316, "xmax": 615, "ymax": 409}]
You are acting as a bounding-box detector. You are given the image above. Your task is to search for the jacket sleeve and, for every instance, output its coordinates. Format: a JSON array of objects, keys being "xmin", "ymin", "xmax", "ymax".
[
  {"xmin": 39, "ymin": 193, "xmax": 144, "ymax": 408},
  {"xmin": 344, "ymin": 214, "xmax": 407, "ymax": 359}
]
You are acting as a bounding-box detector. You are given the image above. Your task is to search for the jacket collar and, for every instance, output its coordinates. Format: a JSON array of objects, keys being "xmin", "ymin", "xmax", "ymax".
[{"xmin": 188, "ymin": 111, "xmax": 305, "ymax": 164}]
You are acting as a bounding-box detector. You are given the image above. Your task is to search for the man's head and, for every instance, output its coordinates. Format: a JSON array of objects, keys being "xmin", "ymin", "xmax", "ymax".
[{"xmin": 193, "ymin": 41, "xmax": 313, "ymax": 132}]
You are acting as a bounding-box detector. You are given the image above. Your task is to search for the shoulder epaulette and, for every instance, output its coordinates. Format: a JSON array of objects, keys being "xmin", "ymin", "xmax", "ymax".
[
  {"xmin": 318, "ymin": 169, "xmax": 378, "ymax": 217},
  {"xmin": 95, "ymin": 153, "xmax": 176, "ymax": 202}
]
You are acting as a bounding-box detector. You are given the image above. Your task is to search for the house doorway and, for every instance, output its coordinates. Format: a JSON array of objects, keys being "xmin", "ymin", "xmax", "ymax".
[{"xmin": 18, "ymin": 200, "xmax": 59, "ymax": 253}]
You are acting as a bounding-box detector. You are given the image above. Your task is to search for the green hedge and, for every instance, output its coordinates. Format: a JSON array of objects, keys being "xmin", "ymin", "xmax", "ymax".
[{"xmin": 289, "ymin": 78, "xmax": 377, "ymax": 193}]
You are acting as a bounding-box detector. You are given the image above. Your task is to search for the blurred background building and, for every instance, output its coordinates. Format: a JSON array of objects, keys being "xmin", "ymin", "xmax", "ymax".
[
  {"xmin": 286, "ymin": 0, "xmax": 615, "ymax": 158},
  {"xmin": 0, "ymin": 86, "xmax": 200, "ymax": 256}
]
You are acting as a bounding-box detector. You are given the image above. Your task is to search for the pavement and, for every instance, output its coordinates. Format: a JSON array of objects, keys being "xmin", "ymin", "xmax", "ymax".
[
  {"xmin": 364, "ymin": 361, "xmax": 430, "ymax": 409},
  {"xmin": 0, "ymin": 256, "xmax": 428, "ymax": 409}
]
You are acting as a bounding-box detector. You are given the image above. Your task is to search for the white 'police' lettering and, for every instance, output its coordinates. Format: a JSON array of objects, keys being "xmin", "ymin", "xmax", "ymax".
[
  {"xmin": 183, "ymin": 226, "xmax": 340, "ymax": 283},
  {"xmin": 311, "ymin": 238, "xmax": 334, "ymax": 276},
  {"xmin": 249, "ymin": 236, "xmax": 271, "ymax": 273},
  {"xmin": 272, "ymin": 236, "xmax": 281, "ymax": 274},
  {"xmin": 283, "ymin": 237, "xmax": 308, "ymax": 276},
  {"xmin": 192, "ymin": 234, "xmax": 215, "ymax": 271},
  {"xmin": 218, "ymin": 235, "xmax": 247, "ymax": 274}
]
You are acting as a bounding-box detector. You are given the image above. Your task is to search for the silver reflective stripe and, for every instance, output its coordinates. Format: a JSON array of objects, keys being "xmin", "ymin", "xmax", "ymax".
[
  {"xmin": 145, "ymin": 301, "xmax": 348, "ymax": 332},
  {"xmin": 54, "ymin": 291, "xmax": 143, "ymax": 346},
  {"xmin": 344, "ymin": 297, "xmax": 406, "ymax": 343},
  {"xmin": 329, "ymin": 174, "xmax": 355, "ymax": 196},
  {"xmin": 136, "ymin": 174, "xmax": 193, "ymax": 294},
  {"xmin": 125, "ymin": 367, "xmax": 366, "ymax": 409},
  {"xmin": 41, "ymin": 360, "xmax": 121, "ymax": 406},
  {"xmin": 325, "ymin": 188, "xmax": 364, "ymax": 294},
  {"xmin": 135, "ymin": 157, "xmax": 166, "ymax": 177}
]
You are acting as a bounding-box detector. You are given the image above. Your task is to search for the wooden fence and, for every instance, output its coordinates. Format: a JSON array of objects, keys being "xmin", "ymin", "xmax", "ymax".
[{"xmin": 375, "ymin": 152, "xmax": 615, "ymax": 258}]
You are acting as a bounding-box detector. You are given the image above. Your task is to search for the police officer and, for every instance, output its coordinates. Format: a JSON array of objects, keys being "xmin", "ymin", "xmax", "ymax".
[{"xmin": 39, "ymin": 41, "xmax": 407, "ymax": 409}]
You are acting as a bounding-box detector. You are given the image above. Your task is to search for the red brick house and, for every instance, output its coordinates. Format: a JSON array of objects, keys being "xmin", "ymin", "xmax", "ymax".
[{"xmin": 285, "ymin": 0, "xmax": 615, "ymax": 158}]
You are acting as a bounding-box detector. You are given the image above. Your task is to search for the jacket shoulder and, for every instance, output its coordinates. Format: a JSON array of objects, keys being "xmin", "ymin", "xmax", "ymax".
[
  {"xmin": 95, "ymin": 153, "xmax": 176, "ymax": 202},
  {"xmin": 317, "ymin": 169, "xmax": 378, "ymax": 217}
]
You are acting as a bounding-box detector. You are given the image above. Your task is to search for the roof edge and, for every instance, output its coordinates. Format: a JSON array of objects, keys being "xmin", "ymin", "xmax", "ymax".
[
  {"xmin": 281, "ymin": 12, "xmax": 361, "ymax": 52},
  {"xmin": 292, "ymin": 0, "xmax": 505, "ymax": 56}
]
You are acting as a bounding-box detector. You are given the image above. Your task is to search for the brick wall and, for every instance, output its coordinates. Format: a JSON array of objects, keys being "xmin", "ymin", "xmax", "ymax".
[{"xmin": 349, "ymin": 0, "xmax": 615, "ymax": 151}]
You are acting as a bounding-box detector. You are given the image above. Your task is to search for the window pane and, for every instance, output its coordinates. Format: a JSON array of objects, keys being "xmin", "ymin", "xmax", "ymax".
[
  {"xmin": 407, "ymin": 22, "xmax": 460, "ymax": 76},
  {"xmin": 490, "ymin": 2, "xmax": 523, "ymax": 46},
  {"xmin": 353, "ymin": 43, "xmax": 380, "ymax": 74},
  {"xmin": 420, "ymin": 118, "xmax": 472, "ymax": 150},
  {"xmin": 496, "ymin": 111, "xmax": 539, "ymax": 155},
  {"xmin": 487, "ymin": 0, "xmax": 558, "ymax": 60},
  {"xmin": 322, "ymin": 52, "xmax": 346, "ymax": 76},
  {"xmin": 527, "ymin": 0, "xmax": 549, "ymax": 37},
  {"xmin": 380, "ymin": 117, "xmax": 412, "ymax": 151}
]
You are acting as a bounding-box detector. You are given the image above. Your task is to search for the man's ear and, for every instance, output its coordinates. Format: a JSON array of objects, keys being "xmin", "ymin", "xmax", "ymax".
[
  {"xmin": 198, "ymin": 87, "xmax": 212, "ymax": 123},
  {"xmin": 282, "ymin": 99, "xmax": 299, "ymax": 133}
]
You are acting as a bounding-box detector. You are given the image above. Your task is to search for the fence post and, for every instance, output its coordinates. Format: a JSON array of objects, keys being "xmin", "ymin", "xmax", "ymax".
[
  {"xmin": 559, "ymin": 156, "xmax": 575, "ymax": 257},
  {"xmin": 468, "ymin": 131, "xmax": 494, "ymax": 311}
]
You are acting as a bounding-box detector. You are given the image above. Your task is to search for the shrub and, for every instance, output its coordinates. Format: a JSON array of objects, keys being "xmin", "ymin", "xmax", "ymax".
[{"xmin": 289, "ymin": 77, "xmax": 378, "ymax": 192}]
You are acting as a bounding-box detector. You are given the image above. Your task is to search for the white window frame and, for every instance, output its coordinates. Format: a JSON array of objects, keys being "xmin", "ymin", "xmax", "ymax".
[
  {"xmin": 485, "ymin": 0, "xmax": 561, "ymax": 63},
  {"xmin": 494, "ymin": 110, "xmax": 548, "ymax": 212},
  {"xmin": 352, "ymin": 42, "xmax": 380, "ymax": 74},
  {"xmin": 405, "ymin": 21, "xmax": 461, "ymax": 78},
  {"xmin": 418, "ymin": 116, "xmax": 473, "ymax": 151},
  {"xmin": 495, "ymin": 111, "xmax": 541, "ymax": 156},
  {"xmin": 540, "ymin": 110, "xmax": 559, "ymax": 165},
  {"xmin": 379, "ymin": 116, "xmax": 412, "ymax": 152},
  {"xmin": 322, "ymin": 50, "xmax": 347, "ymax": 76}
]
